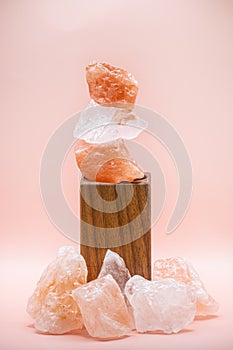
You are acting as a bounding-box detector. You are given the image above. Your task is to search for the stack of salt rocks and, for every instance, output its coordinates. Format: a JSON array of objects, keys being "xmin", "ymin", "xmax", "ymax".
[
  {"xmin": 73, "ymin": 62, "xmax": 148, "ymax": 184},
  {"xmin": 27, "ymin": 247, "xmax": 219, "ymax": 339}
]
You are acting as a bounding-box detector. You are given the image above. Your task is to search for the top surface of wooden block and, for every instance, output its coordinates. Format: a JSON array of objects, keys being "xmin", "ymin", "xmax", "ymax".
[{"xmin": 80, "ymin": 172, "xmax": 151, "ymax": 186}]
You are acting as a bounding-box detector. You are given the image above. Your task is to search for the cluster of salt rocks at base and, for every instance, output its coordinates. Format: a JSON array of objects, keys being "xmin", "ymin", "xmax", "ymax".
[{"xmin": 27, "ymin": 247, "xmax": 219, "ymax": 339}]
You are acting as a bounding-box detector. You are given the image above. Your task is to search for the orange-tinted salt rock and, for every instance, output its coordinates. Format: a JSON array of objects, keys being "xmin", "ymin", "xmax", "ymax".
[
  {"xmin": 153, "ymin": 257, "xmax": 219, "ymax": 316},
  {"xmin": 74, "ymin": 139, "xmax": 95, "ymax": 168},
  {"xmin": 74, "ymin": 138, "xmax": 144, "ymax": 183},
  {"xmin": 86, "ymin": 62, "xmax": 138, "ymax": 106},
  {"xmin": 27, "ymin": 247, "xmax": 87, "ymax": 334},
  {"xmin": 72, "ymin": 274, "xmax": 132, "ymax": 339}
]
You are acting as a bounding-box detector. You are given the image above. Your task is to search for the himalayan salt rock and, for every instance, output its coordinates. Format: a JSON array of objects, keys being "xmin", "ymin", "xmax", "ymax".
[
  {"xmin": 98, "ymin": 250, "xmax": 131, "ymax": 293},
  {"xmin": 153, "ymin": 257, "xmax": 219, "ymax": 316},
  {"xmin": 73, "ymin": 101, "xmax": 148, "ymax": 143},
  {"xmin": 72, "ymin": 274, "xmax": 132, "ymax": 339},
  {"xmin": 74, "ymin": 139, "xmax": 95, "ymax": 168},
  {"xmin": 27, "ymin": 246, "xmax": 87, "ymax": 334},
  {"xmin": 98, "ymin": 250, "xmax": 135, "ymax": 330},
  {"xmin": 125, "ymin": 275, "xmax": 196, "ymax": 334},
  {"xmin": 74, "ymin": 138, "xmax": 144, "ymax": 183},
  {"xmin": 86, "ymin": 62, "xmax": 138, "ymax": 106}
]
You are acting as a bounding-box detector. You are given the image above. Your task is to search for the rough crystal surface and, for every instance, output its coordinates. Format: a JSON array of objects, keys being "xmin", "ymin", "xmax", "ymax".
[
  {"xmin": 125, "ymin": 275, "xmax": 196, "ymax": 334},
  {"xmin": 98, "ymin": 250, "xmax": 131, "ymax": 293},
  {"xmin": 72, "ymin": 274, "xmax": 132, "ymax": 339},
  {"xmin": 27, "ymin": 246, "xmax": 87, "ymax": 334},
  {"xmin": 86, "ymin": 62, "xmax": 138, "ymax": 106},
  {"xmin": 73, "ymin": 101, "xmax": 148, "ymax": 143},
  {"xmin": 73, "ymin": 62, "xmax": 145, "ymax": 183},
  {"xmin": 74, "ymin": 138, "xmax": 144, "ymax": 183},
  {"xmin": 98, "ymin": 250, "xmax": 135, "ymax": 330},
  {"xmin": 153, "ymin": 257, "xmax": 219, "ymax": 316}
]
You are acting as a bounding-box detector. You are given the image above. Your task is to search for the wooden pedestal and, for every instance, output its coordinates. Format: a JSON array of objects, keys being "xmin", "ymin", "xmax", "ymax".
[{"xmin": 80, "ymin": 173, "xmax": 151, "ymax": 281}]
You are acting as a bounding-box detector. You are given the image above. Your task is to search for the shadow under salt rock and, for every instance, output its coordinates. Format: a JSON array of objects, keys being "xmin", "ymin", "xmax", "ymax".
[
  {"xmin": 26, "ymin": 324, "xmax": 130, "ymax": 341},
  {"xmin": 67, "ymin": 328, "xmax": 131, "ymax": 342},
  {"xmin": 138, "ymin": 328, "xmax": 194, "ymax": 335},
  {"xmin": 26, "ymin": 324, "xmax": 84, "ymax": 337},
  {"xmin": 195, "ymin": 315, "xmax": 219, "ymax": 321},
  {"xmin": 26, "ymin": 323, "xmax": 34, "ymax": 329}
]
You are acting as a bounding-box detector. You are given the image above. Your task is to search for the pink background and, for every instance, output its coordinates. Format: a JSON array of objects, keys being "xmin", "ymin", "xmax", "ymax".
[{"xmin": 1, "ymin": 0, "xmax": 233, "ymax": 349}]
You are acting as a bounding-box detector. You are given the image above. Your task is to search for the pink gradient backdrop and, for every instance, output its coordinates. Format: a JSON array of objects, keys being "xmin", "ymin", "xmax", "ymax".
[{"xmin": 1, "ymin": 1, "xmax": 233, "ymax": 349}]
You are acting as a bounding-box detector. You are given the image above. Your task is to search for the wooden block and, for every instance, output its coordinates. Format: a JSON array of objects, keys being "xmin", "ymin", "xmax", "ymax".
[{"xmin": 80, "ymin": 173, "xmax": 151, "ymax": 281}]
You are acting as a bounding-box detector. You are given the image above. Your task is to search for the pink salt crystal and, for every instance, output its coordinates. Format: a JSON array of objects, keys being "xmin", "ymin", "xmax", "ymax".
[
  {"xmin": 98, "ymin": 250, "xmax": 131, "ymax": 292},
  {"xmin": 27, "ymin": 246, "xmax": 87, "ymax": 334},
  {"xmin": 153, "ymin": 257, "xmax": 219, "ymax": 316},
  {"xmin": 125, "ymin": 275, "xmax": 196, "ymax": 334},
  {"xmin": 74, "ymin": 138, "xmax": 144, "ymax": 183},
  {"xmin": 98, "ymin": 250, "xmax": 136, "ymax": 330},
  {"xmin": 72, "ymin": 274, "xmax": 132, "ymax": 339},
  {"xmin": 86, "ymin": 62, "xmax": 138, "ymax": 106}
]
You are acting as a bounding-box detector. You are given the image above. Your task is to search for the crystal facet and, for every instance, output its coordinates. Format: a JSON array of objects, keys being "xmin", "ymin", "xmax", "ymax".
[
  {"xmin": 98, "ymin": 250, "xmax": 135, "ymax": 330},
  {"xmin": 72, "ymin": 274, "xmax": 132, "ymax": 339},
  {"xmin": 86, "ymin": 62, "xmax": 138, "ymax": 106},
  {"xmin": 74, "ymin": 138, "xmax": 144, "ymax": 183},
  {"xmin": 98, "ymin": 250, "xmax": 131, "ymax": 293},
  {"xmin": 125, "ymin": 275, "xmax": 196, "ymax": 334},
  {"xmin": 27, "ymin": 246, "xmax": 87, "ymax": 334},
  {"xmin": 73, "ymin": 101, "xmax": 147, "ymax": 144},
  {"xmin": 153, "ymin": 257, "xmax": 219, "ymax": 316}
]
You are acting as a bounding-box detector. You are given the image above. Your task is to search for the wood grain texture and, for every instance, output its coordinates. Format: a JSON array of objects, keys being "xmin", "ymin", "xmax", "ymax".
[{"xmin": 80, "ymin": 173, "xmax": 151, "ymax": 281}]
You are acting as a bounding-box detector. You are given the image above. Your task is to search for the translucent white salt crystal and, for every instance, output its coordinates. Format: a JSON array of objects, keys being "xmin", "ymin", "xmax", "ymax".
[
  {"xmin": 98, "ymin": 250, "xmax": 131, "ymax": 293},
  {"xmin": 73, "ymin": 101, "xmax": 147, "ymax": 143},
  {"xmin": 125, "ymin": 275, "xmax": 196, "ymax": 334},
  {"xmin": 153, "ymin": 257, "xmax": 219, "ymax": 316}
]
